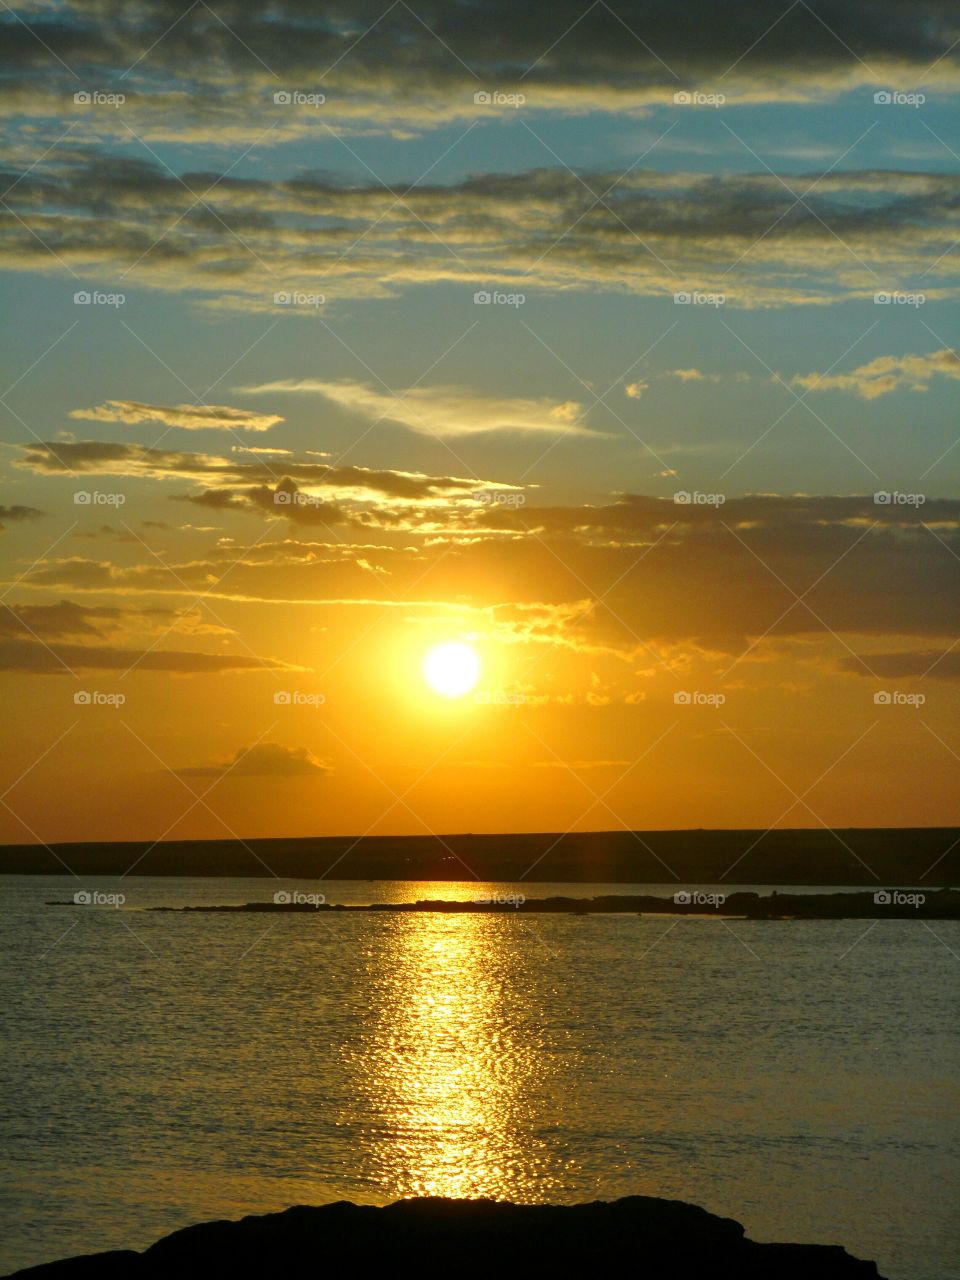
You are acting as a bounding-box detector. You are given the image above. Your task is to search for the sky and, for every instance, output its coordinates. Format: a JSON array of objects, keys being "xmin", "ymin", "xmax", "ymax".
[{"xmin": 0, "ymin": 0, "xmax": 958, "ymax": 843}]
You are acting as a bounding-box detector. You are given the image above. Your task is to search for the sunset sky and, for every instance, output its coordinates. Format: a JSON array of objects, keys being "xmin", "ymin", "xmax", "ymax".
[{"xmin": 1, "ymin": 0, "xmax": 958, "ymax": 842}]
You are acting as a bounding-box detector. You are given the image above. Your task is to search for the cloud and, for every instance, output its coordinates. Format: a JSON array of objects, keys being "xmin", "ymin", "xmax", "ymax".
[
  {"xmin": 666, "ymin": 368, "xmax": 725, "ymax": 383},
  {"xmin": 838, "ymin": 651, "xmax": 960, "ymax": 680},
  {"xmin": 1, "ymin": 152, "xmax": 955, "ymax": 310},
  {"xmin": 624, "ymin": 382, "xmax": 648, "ymax": 399},
  {"xmin": 531, "ymin": 758, "xmax": 631, "ymax": 769},
  {"xmin": 0, "ymin": 504, "xmax": 45, "ymax": 528},
  {"xmin": 0, "ymin": 599, "xmax": 291, "ymax": 674},
  {"xmin": 241, "ymin": 379, "xmax": 600, "ymax": 438},
  {"xmin": 69, "ymin": 400, "xmax": 284, "ymax": 432},
  {"xmin": 1, "ymin": 0, "xmax": 958, "ymax": 143},
  {"xmin": 174, "ymin": 489, "xmax": 252, "ymax": 512},
  {"xmin": 17, "ymin": 440, "xmax": 514, "ymax": 501},
  {"xmin": 0, "ymin": 599, "xmax": 233, "ymax": 641},
  {"xmin": 176, "ymin": 743, "xmax": 330, "ymax": 778},
  {"xmin": 791, "ymin": 349, "xmax": 960, "ymax": 399},
  {"xmin": 20, "ymin": 495, "xmax": 960, "ymax": 649},
  {"xmin": 0, "ymin": 599, "xmax": 135, "ymax": 639},
  {"xmin": 0, "ymin": 639, "xmax": 289, "ymax": 674}
]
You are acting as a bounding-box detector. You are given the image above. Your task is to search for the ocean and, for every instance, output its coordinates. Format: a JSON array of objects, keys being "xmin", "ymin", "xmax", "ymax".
[{"xmin": 1, "ymin": 876, "xmax": 957, "ymax": 1279}]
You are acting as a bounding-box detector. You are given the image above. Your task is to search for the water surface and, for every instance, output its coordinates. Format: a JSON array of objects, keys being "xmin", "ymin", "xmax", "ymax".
[{"xmin": 1, "ymin": 876, "xmax": 957, "ymax": 1279}]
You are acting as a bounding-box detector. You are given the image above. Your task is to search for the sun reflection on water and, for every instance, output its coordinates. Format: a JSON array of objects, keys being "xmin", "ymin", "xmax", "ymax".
[{"xmin": 348, "ymin": 913, "xmax": 564, "ymax": 1201}]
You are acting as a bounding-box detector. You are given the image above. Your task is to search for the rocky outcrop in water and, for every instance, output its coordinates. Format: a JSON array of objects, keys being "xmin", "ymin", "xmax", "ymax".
[
  {"xmin": 101, "ymin": 886, "xmax": 960, "ymax": 918},
  {"xmin": 9, "ymin": 1195, "xmax": 884, "ymax": 1278}
]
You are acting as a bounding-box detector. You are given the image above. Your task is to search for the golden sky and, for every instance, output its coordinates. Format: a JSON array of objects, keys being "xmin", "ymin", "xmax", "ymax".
[{"xmin": 1, "ymin": 0, "xmax": 958, "ymax": 841}]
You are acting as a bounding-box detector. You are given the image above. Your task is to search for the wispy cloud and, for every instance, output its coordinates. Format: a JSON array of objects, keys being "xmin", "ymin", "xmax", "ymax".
[
  {"xmin": 69, "ymin": 400, "xmax": 283, "ymax": 433},
  {"xmin": 0, "ymin": 504, "xmax": 45, "ymax": 528},
  {"xmin": 176, "ymin": 743, "xmax": 330, "ymax": 778},
  {"xmin": 2, "ymin": 154, "xmax": 955, "ymax": 310},
  {"xmin": 242, "ymin": 379, "xmax": 603, "ymax": 437},
  {"xmin": 791, "ymin": 350, "xmax": 960, "ymax": 399}
]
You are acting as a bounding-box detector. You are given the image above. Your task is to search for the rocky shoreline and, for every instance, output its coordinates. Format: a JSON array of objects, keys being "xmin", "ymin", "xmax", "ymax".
[{"xmin": 46, "ymin": 886, "xmax": 960, "ymax": 918}]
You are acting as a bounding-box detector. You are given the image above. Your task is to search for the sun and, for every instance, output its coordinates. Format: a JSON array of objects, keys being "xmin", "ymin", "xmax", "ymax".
[{"xmin": 423, "ymin": 642, "xmax": 480, "ymax": 698}]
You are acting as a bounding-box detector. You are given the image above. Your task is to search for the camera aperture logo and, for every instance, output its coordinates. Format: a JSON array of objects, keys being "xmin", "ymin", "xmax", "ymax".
[
  {"xmin": 474, "ymin": 690, "xmax": 526, "ymax": 707},
  {"xmin": 673, "ymin": 890, "xmax": 726, "ymax": 907},
  {"xmin": 474, "ymin": 289, "xmax": 525, "ymax": 308},
  {"xmin": 74, "ymin": 890, "xmax": 125, "ymax": 907},
  {"xmin": 273, "ymin": 91, "xmax": 325, "ymax": 107},
  {"xmin": 874, "ymin": 90, "xmax": 925, "ymax": 107},
  {"xmin": 474, "ymin": 90, "xmax": 526, "ymax": 108},
  {"xmin": 273, "ymin": 889, "xmax": 326, "ymax": 907},
  {"xmin": 74, "ymin": 490, "xmax": 125, "ymax": 506},
  {"xmin": 874, "ymin": 291, "xmax": 925, "ymax": 307},
  {"xmin": 873, "ymin": 690, "xmax": 925, "ymax": 707},
  {"xmin": 873, "ymin": 890, "xmax": 925, "ymax": 908},
  {"xmin": 274, "ymin": 290, "xmax": 325, "ymax": 308},
  {"xmin": 674, "ymin": 690, "xmax": 725, "ymax": 707},
  {"xmin": 673, "ymin": 90, "xmax": 725, "ymax": 108},
  {"xmin": 674, "ymin": 490, "xmax": 725, "ymax": 506},
  {"xmin": 473, "ymin": 892, "xmax": 526, "ymax": 907},
  {"xmin": 74, "ymin": 90, "xmax": 125, "ymax": 107},
  {"xmin": 274, "ymin": 490, "xmax": 324, "ymax": 507},
  {"xmin": 74, "ymin": 691, "xmax": 126, "ymax": 707},
  {"xmin": 474, "ymin": 490, "xmax": 525, "ymax": 507},
  {"xmin": 873, "ymin": 490, "xmax": 925, "ymax": 507},
  {"xmin": 673, "ymin": 290, "xmax": 725, "ymax": 307},
  {"xmin": 74, "ymin": 291, "xmax": 125, "ymax": 307},
  {"xmin": 273, "ymin": 690, "xmax": 325, "ymax": 707}
]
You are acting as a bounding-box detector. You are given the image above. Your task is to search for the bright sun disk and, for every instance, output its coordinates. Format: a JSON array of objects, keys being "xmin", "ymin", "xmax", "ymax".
[{"xmin": 423, "ymin": 643, "xmax": 480, "ymax": 698}]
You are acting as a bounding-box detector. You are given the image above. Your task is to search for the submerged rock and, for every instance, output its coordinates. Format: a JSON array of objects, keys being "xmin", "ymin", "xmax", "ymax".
[{"xmin": 9, "ymin": 1195, "xmax": 884, "ymax": 1278}]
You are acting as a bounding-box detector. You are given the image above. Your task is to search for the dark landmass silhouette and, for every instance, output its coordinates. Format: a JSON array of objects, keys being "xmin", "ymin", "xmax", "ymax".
[
  {"xmin": 98, "ymin": 886, "xmax": 956, "ymax": 918},
  {"xmin": 4, "ymin": 826, "xmax": 958, "ymax": 884},
  {"xmin": 6, "ymin": 1195, "xmax": 885, "ymax": 1278}
]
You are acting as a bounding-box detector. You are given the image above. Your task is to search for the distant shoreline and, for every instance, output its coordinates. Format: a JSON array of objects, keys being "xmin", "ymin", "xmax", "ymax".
[{"xmin": 3, "ymin": 826, "xmax": 957, "ymax": 886}]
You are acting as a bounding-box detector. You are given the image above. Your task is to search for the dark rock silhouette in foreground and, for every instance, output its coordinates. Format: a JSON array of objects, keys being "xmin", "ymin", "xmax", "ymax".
[{"xmin": 8, "ymin": 1195, "xmax": 884, "ymax": 1278}]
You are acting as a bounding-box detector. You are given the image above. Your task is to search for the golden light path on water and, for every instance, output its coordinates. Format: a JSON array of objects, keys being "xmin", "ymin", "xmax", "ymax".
[{"xmin": 346, "ymin": 912, "xmax": 567, "ymax": 1201}]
